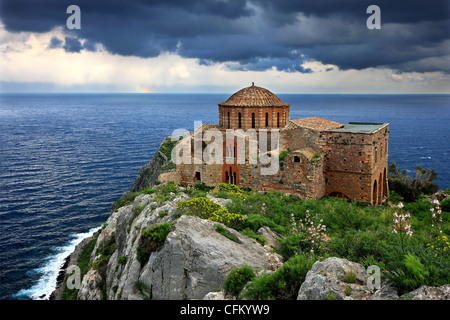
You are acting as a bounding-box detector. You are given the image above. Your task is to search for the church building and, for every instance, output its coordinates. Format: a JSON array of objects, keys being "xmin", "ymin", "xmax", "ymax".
[{"xmin": 163, "ymin": 84, "xmax": 389, "ymax": 205}]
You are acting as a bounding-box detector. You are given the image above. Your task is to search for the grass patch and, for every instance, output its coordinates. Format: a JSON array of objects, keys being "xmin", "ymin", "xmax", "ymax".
[
  {"xmin": 215, "ymin": 224, "xmax": 239, "ymax": 243},
  {"xmin": 136, "ymin": 223, "xmax": 173, "ymax": 264},
  {"xmin": 343, "ymin": 270, "xmax": 357, "ymax": 283},
  {"xmin": 114, "ymin": 187, "xmax": 157, "ymax": 211}
]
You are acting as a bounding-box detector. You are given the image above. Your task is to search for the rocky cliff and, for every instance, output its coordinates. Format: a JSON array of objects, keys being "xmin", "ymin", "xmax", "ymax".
[
  {"xmin": 75, "ymin": 190, "xmax": 282, "ymax": 300},
  {"xmin": 130, "ymin": 136, "xmax": 174, "ymax": 193},
  {"xmin": 51, "ymin": 137, "xmax": 449, "ymax": 301}
]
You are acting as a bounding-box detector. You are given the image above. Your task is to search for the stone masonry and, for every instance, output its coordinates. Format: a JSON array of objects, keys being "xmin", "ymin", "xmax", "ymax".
[{"xmin": 161, "ymin": 84, "xmax": 389, "ymax": 205}]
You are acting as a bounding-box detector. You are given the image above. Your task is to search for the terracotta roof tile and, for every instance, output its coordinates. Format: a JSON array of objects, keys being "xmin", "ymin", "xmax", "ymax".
[
  {"xmin": 218, "ymin": 84, "xmax": 290, "ymax": 107},
  {"xmin": 289, "ymin": 117, "xmax": 344, "ymax": 131}
]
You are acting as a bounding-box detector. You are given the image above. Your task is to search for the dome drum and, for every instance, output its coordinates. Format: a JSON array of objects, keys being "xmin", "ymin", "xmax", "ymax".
[{"xmin": 218, "ymin": 84, "xmax": 290, "ymax": 130}]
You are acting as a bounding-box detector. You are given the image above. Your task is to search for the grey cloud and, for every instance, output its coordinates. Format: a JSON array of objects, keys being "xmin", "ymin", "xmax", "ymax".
[{"xmin": 0, "ymin": 0, "xmax": 448, "ymax": 73}]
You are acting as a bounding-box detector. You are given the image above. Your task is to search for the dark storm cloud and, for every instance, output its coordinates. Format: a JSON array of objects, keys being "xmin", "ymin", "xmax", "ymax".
[
  {"xmin": 0, "ymin": 0, "xmax": 449, "ymax": 73},
  {"xmin": 63, "ymin": 37, "xmax": 82, "ymax": 53},
  {"xmin": 48, "ymin": 36, "xmax": 62, "ymax": 49}
]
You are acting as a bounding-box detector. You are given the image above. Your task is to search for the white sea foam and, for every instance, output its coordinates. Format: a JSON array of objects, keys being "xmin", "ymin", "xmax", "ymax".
[{"xmin": 13, "ymin": 226, "xmax": 101, "ymax": 300}]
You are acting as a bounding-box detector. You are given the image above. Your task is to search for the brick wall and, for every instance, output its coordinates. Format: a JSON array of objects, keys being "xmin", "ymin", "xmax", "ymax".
[
  {"xmin": 219, "ymin": 106, "xmax": 290, "ymax": 130},
  {"xmin": 323, "ymin": 124, "xmax": 389, "ymax": 204}
]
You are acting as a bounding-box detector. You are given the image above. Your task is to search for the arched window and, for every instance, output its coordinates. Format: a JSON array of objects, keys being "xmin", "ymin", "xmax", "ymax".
[
  {"xmin": 265, "ymin": 113, "xmax": 269, "ymax": 127},
  {"xmin": 277, "ymin": 112, "xmax": 280, "ymax": 127},
  {"xmin": 238, "ymin": 112, "xmax": 242, "ymax": 128},
  {"xmin": 252, "ymin": 113, "xmax": 255, "ymax": 128},
  {"xmin": 373, "ymin": 180, "xmax": 378, "ymax": 205},
  {"xmin": 227, "ymin": 112, "xmax": 230, "ymax": 128}
]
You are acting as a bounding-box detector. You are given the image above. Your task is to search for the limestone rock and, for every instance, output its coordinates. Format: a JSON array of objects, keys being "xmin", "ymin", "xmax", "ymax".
[
  {"xmin": 77, "ymin": 269, "xmax": 103, "ymax": 300},
  {"xmin": 403, "ymin": 284, "xmax": 450, "ymax": 300},
  {"xmin": 369, "ymin": 280, "xmax": 399, "ymax": 300},
  {"xmin": 139, "ymin": 215, "xmax": 282, "ymax": 300},
  {"xmin": 207, "ymin": 193, "xmax": 233, "ymax": 207},
  {"xmin": 297, "ymin": 257, "xmax": 371, "ymax": 300},
  {"xmin": 203, "ymin": 290, "xmax": 230, "ymax": 300},
  {"xmin": 130, "ymin": 139, "xmax": 171, "ymax": 192},
  {"xmin": 257, "ymin": 226, "xmax": 283, "ymax": 250},
  {"xmin": 75, "ymin": 188, "xmax": 282, "ymax": 300}
]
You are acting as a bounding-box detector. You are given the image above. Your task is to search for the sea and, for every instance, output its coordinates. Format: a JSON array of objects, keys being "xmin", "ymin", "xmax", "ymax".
[{"xmin": 0, "ymin": 93, "xmax": 449, "ymax": 300}]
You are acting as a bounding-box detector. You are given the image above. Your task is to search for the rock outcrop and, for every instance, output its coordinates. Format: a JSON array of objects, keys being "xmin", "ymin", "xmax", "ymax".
[
  {"xmin": 130, "ymin": 138, "xmax": 172, "ymax": 192},
  {"xmin": 297, "ymin": 257, "xmax": 450, "ymax": 300},
  {"xmin": 402, "ymin": 284, "xmax": 450, "ymax": 300},
  {"xmin": 77, "ymin": 190, "xmax": 282, "ymax": 300},
  {"xmin": 297, "ymin": 257, "xmax": 372, "ymax": 300}
]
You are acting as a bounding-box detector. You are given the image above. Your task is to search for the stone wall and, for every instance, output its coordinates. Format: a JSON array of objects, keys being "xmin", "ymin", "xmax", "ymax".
[
  {"xmin": 167, "ymin": 122, "xmax": 389, "ymax": 204},
  {"xmin": 219, "ymin": 106, "xmax": 290, "ymax": 130},
  {"xmin": 280, "ymin": 125, "xmax": 325, "ymax": 152},
  {"xmin": 323, "ymin": 124, "xmax": 389, "ymax": 204},
  {"xmin": 158, "ymin": 171, "xmax": 180, "ymax": 185}
]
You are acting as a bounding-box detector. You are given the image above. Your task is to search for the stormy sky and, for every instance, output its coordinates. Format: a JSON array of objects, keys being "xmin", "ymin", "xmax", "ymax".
[{"xmin": 0, "ymin": 0, "xmax": 449, "ymax": 93}]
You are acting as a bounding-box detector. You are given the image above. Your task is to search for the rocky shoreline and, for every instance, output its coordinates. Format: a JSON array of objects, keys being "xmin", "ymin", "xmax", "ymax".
[{"xmin": 49, "ymin": 231, "xmax": 98, "ymax": 300}]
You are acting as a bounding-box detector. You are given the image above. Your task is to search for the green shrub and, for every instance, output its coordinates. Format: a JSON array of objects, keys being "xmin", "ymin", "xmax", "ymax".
[
  {"xmin": 326, "ymin": 293, "xmax": 336, "ymax": 300},
  {"xmin": 389, "ymin": 190, "xmax": 404, "ymax": 203},
  {"xmin": 136, "ymin": 223, "xmax": 173, "ymax": 264},
  {"xmin": 177, "ymin": 196, "xmax": 221, "ymax": 218},
  {"xmin": 142, "ymin": 187, "xmax": 157, "ymax": 195},
  {"xmin": 115, "ymin": 191, "xmax": 141, "ymax": 210},
  {"xmin": 215, "ymin": 224, "xmax": 239, "ymax": 243},
  {"xmin": 239, "ymin": 271, "xmax": 279, "ymax": 300},
  {"xmin": 241, "ymin": 214, "xmax": 283, "ymax": 234},
  {"xmin": 133, "ymin": 281, "xmax": 151, "ymax": 300},
  {"xmin": 159, "ymin": 139, "xmax": 177, "ymax": 161},
  {"xmin": 113, "ymin": 187, "xmax": 156, "ymax": 211},
  {"xmin": 239, "ymin": 228, "xmax": 266, "ymax": 246},
  {"xmin": 194, "ymin": 182, "xmax": 212, "ymax": 191},
  {"xmin": 278, "ymin": 150, "xmax": 292, "ymax": 170},
  {"xmin": 159, "ymin": 211, "xmax": 168, "ymax": 218},
  {"xmin": 159, "ymin": 181, "xmax": 178, "ymax": 195},
  {"xmin": 388, "ymin": 162, "xmax": 439, "ymax": 202},
  {"xmin": 161, "ymin": 162, "xmax": 176, "ymax": 171},
  {"xmin": 177, "ymin": 197, "xmax": 247, "ymax": 228},
  {"xmin": 325, "ymin": 230, "xmax": 389, "ymax": 267},
  {"xmin": 385, "ymin": 252, "xmax": 430, "ymax": 293},
  {"xmin": 440, "ymin": 198, "xmax": 450, "ymax": 212},
  {"xmin": 223, "ymin": 264, "xmax": 256, "ymax": 298},
  {"xmin": 216, "ymin": 183, "xmax": 243, "ymax": 193},
  {"xmin": 118, "ymin": 256, "xmax": 127, "ymax": 265},
  {"xmin": 92, "ymin": 236, "xmax": 117, "ymax": 271},
  {"xmin": 213, "ymin": 183, "xmax": 247, "ymax": 200},
  {"xmin": 242, "ymin": 254, "xmax": 317, "ymax": 300},
  {"xmin": 278, "ymin": 234, "xmax": 308, "ymax": 260}
]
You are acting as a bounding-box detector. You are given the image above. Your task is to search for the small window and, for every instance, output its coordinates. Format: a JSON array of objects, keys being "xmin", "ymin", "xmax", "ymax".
[
  {"xmin": 265, "ymin": 113, "xmax": 269, "ymax": 127},
  {"xmin": 294, "ymin": 156, "xmax": 300, "ymax": 163},
  {"xmin": 252, "ymin": 113, "xmax": 255, "ymax": 128},
  {"xmin": 238, "ymin": 112, "xmax": 242, "ymax": 128},
  {"xmin": 195, "ymin": 172, "xmax": 201, "ymax": 181}
]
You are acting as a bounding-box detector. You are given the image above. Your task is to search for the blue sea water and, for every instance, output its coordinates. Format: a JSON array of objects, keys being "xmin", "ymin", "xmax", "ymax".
[{"xmin": 0, "ymin": 93, "xmax": 449, "ymax": 300}]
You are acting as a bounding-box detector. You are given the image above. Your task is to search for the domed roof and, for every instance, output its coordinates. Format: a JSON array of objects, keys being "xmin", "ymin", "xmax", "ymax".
[{"xmin": 218, "ymin": 83, "xmax": 290, "ymax": 107}]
